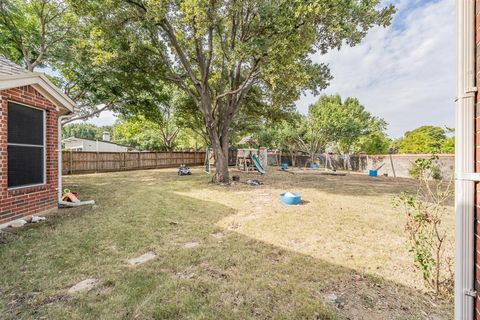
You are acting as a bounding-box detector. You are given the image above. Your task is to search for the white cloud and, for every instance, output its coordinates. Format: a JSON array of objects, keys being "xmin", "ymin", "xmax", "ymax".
[
  {"xmin": 79, "ymin": 110, "xmax": 117, "ymax": 127},
  {"xmin": 297, "ymin": 0, "xmax": 455, "ymax": 138}
]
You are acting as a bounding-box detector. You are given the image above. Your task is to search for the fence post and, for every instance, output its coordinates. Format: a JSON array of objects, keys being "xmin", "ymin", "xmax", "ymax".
[
  {"xmin": 96, "ymin": 152, "xmax": 99, "ymax": 173},
  {"xmin": 138, "ymin": 152, "xmax": 140, "ymax": 169},
  {"xmin": 70, "ymin": 150, "xmax": 73, "ymax": 174}
]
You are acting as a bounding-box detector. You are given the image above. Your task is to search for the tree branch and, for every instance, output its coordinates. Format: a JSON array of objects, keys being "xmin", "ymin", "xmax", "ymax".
[{"xmin": 62, "ymin": 102, "xmax": 114, "ymax": 124}]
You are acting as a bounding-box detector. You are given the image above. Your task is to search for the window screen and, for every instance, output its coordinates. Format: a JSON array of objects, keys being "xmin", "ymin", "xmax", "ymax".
[{"xmin": 7, "ymin": 102, "xmax": 45, "ymax": 188}]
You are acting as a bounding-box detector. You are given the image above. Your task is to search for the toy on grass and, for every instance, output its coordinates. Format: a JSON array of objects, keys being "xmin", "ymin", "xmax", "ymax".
[
  {"xmin": 59, "ymin": 188, "xmax": 95, "ymax": 207},
  {"xmin": 61, "ymin": 188, "xmax": 80, "ymax": 203},
  {"xmin": 178, "ymin": 164, "xmax": 192, "ymax": 176}
]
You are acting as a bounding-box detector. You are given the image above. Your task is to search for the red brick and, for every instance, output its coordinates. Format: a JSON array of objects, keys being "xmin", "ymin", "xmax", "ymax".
[{"xmin": 0, "ymin": 85, "xmax": 59, "ymax": 224}]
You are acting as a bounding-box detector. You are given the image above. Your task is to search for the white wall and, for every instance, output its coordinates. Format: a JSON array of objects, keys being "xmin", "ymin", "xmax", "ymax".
[
  {"xmin": 63, "ymin": 140, "xmax": 84, "ymax": 151},
  {"xmin": 64, "ymin": 139, "xmax": 130, "ymax": 152}
]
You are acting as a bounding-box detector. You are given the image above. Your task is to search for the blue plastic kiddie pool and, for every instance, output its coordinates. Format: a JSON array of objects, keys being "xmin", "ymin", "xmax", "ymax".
[{"xmin": 280, "ymin": 192, "xmax": 302, "ymax": 205}]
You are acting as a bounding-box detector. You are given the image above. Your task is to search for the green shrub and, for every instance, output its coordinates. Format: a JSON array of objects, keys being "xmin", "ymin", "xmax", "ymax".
[{"xmin": 408, "ymin": 155, "xmax": 442, "ymax": 180}]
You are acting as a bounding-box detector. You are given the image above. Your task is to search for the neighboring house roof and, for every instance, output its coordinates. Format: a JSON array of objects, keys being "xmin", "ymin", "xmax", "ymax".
[
  {"xmin": 62, "ymin": 137, "xmax": 134, "ymax": 149},
  {"xmin": 0, "ymin": 56, "xmax": 75, "ymax": 115}
]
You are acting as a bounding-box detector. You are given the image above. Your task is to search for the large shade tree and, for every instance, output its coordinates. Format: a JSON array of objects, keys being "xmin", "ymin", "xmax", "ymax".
[
  {"xmin": 0, "ymin": 0, "xmax": 131, "ymax": 122},
  {"xmin": 70, "ymin": 0, "xmax": 394, "ymax": 182},
  {"xmin": 0, "ymin": 0, "xmax": 76, "ymax": 70}
]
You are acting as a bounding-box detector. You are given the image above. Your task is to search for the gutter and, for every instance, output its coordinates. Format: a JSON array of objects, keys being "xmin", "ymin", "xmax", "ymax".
[{"xmin": 455, "ymin": 0, "xmax": 476, "ymax": 319}]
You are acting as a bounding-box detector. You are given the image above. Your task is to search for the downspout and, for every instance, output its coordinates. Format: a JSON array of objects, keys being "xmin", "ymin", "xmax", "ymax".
[
  {"xmin": 58, "ymin": 116, "xmax": 69, "ymax": 200},
  {"xmin": 455, "ymin": 0, "xmax": 476, "ymax": 319}
]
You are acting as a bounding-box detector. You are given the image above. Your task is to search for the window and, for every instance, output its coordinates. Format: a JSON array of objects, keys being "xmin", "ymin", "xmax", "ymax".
[{"xmin": 7, "ymin": 102, "xmax": 45, "ymax": 188}]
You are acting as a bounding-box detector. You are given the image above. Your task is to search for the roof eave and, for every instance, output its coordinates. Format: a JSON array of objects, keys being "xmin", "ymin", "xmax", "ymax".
[{"xmin": 0, "ymin": 73, "xmax": 75, "ymax": 115}]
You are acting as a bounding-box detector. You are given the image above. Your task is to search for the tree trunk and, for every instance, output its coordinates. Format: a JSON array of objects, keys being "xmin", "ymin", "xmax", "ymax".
[
  {"xmin": 204, "ymin": 111, "xmax": 230, "ymax": 183},
  {"xmin": 210, "ymin": 137, "xmax": 230, "ymax": 183}
]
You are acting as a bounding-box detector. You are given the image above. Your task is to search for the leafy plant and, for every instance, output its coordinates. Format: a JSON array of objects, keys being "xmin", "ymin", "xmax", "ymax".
[
  {"xmin": 393, "ymin": 155, "xmax": 453, "ymax": 297},
  {"xmin": 408, "ymin": 156, "xmax": 442, "ymax": 180}
]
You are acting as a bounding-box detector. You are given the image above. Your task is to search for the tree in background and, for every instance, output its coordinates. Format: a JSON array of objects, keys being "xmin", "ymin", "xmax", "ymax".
[
  {"xmin": 441, "ymin": 137, "xmax": 455, "ymax": 154},
  {"xmin": 354, "ymin": 130, "xmax": 391, "ymax": 155},
  {"xmin": 256, "ymin": 116, "xmax": 302, "ymax": 166},
  {"xmin": 393, "ymin": 126, "xmax": 454, "ymax": 154},
  {"xmin": 296, "ymin": 114, "xmax": 327, "ymax": 163},
  {"xmin": 353, "ymin": 119, "xmax": 391, "ymax": 154},
  {"xmin": 69, "ymin": 0, "xmax": 394, "ymax": 183},
  {"xmin": 0, "ymin": 0, "xmax": 76, "ymax": 71},
  {"xmin": 114, "ymin": 84, "xmax": 185, "ymax": 152},
  {"xmin": 0, "ymin": 0, "xmax": 167, "ymax": 125},
  {"xmin": 0, "ymin": 0, "xmax": 133, "ymax": 123},
  {"xmin": 62, "ymin": 123, "xmax": 98, "ymax": 140},
  {"xmin": 56, "ymin": 22, "xmax": 171, "ymax": 125},
  {"xmin": 62, "ymin": 123, "xmax": 112, "ymax": 140},
  {"xmin": 112, "ymin": 116, "xmax": 166, "ymax": 151},
  {"xmin": 112, "ymin": 116, "xmax": 205, "ymax": 151},
  {"xmin": 300, "ymin": 95, "xmax": 386, "ymax": 167},
  {"xmin": 310, "ymin": 95, "xmax": 379, "ymax": 154}
]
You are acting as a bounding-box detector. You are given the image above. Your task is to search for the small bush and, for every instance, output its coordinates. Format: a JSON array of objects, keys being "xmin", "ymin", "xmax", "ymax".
[
  {"xmin": 394, "ymin": 155, "xmax": 453, "ymax": 297},
  {"xmin": 408, "ymin": 155, "xmax": 442, "ymax": 180}
]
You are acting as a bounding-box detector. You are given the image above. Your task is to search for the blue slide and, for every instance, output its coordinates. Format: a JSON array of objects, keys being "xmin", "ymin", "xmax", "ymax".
[{"xmin": 251, "ymin": 154, "xmax": 266, "ymax": 174}]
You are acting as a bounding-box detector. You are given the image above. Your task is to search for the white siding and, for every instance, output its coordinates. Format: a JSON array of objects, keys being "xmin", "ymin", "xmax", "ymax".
[{"xmin": 63, "ymin": 139, "xmax": 131, "ymax": 152}]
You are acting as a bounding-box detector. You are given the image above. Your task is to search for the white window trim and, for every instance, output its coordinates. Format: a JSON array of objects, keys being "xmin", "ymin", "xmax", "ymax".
[{"xmin": 7, "ymin": 101, "xmax": 47, "ymax": 190}]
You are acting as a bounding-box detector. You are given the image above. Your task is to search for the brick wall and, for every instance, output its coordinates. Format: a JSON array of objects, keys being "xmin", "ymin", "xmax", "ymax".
[{"xmin": 0, "ymin": 85, "xmax": 59, "ymax": 225}]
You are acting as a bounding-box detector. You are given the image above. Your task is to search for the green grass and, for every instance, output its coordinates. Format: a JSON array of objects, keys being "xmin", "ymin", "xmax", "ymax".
[{"xmin": 0, "ymin": 168, "xmax": 452, "ymax": 319}]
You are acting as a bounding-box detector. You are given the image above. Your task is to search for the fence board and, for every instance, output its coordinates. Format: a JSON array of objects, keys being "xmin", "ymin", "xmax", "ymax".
[{"xmin": 62, "ymin": 151, "xmax": 206, "ymax": 175}]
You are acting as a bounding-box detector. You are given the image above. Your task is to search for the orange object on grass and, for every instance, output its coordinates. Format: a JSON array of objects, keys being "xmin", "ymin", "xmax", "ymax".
[{"xmin": 62, "ymin": 189, "xmax": 80, "ymax": 203}]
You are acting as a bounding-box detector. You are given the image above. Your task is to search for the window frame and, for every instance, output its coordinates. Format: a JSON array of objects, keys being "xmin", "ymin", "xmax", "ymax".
[{"xmin": 7, "ymin": 101, "xmax": 47, "ymax": 190}]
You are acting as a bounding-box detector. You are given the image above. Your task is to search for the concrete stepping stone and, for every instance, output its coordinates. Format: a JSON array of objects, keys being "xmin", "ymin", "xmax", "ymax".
[
  {"xmin": 175, "ymin": 271, "xmax": 196, "ymax": 279},
  {"xmin": 10, "ymin": 219, "xmax": 27, "ymax": 228},
  {"xmin": 211, "ymin": 232, "xmax": 224, "ymax": 239},
  {"xmin": 184, "ymin": 241, "xmax": 199, "ymax": 248},
  {"xmin": 68, "ymin": 278, "xmax": 99, "ymax": 293},
  {"xmin": 127, "ymin": 251, "xmax": 156, "ymax": 266}
]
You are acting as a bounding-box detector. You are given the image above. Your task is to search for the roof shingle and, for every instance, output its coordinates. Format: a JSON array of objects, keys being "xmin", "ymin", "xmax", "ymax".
[{"xmin": 0, "ymin": 56, "xmax": 29, "ymax": 76}]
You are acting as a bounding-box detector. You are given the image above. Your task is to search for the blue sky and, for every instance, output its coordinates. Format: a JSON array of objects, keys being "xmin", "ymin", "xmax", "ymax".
[{"xmin": 86, "ymin": 0, "xmax": 455, "ymax": 139}]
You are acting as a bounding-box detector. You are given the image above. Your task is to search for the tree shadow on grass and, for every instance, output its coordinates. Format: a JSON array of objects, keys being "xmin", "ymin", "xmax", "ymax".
[{"xmin": 1, "ymin": 173, "xmax": 452, "ymax": 320}]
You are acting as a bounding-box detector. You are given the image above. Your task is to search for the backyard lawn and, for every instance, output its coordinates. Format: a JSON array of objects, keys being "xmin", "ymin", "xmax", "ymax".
[{"xmin": 0, "ymin": 168, "xmax": 453, "ymax": 319}]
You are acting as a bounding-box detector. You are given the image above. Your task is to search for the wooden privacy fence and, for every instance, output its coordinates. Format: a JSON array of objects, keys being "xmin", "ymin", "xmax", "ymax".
[{"xmin": 62, "ymin": 151, "xmax": 206, "ymax": 175}]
